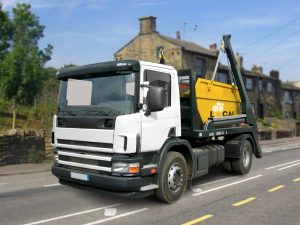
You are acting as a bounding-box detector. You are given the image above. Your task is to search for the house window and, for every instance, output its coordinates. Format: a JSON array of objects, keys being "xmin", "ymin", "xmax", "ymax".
[
  {"xmin": 245, "ymin": 78, "xmax": 253, "ymax": 90},
  {"xmin": 267, "ymin": 82, "xmax": 273, "ymax": 93},
  {"xmin": 284, "ymin": 91, "xmax": 292, "ymax": 103},
  {"xmin": 285, "ymin": 111, "xmax": 291, "ymax": 118},
  {"xmin": 195, "ymin": 58, "xmax": 205, "ymax": 78},
  {"xmin": 258, "ymin": 80, "xmax": 263, "ymax": 91},
  {"xmin": 267, "ymin": 104, "xmax": 273, "ymax": 111},
  {"xmin": 217, "ymin": 72, "xmax": 228, "ymax": 84}
]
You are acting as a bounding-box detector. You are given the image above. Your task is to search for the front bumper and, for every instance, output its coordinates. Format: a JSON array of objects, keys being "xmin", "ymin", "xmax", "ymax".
[{"xmin": 52, "ymin": 165, "xmax": 155, "ymax": 198}]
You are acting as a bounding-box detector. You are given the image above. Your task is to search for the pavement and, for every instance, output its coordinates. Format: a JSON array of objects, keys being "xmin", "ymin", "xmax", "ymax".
[
  {"xmin": 0, "ymin": 162, "xmax": 53, "ymax": 176},
  {"xmin": 0, "ymin": 136, "xmax": 300, "ymax": 176}
]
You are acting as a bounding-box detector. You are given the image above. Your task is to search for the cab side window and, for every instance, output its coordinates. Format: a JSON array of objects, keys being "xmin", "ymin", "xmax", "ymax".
[{"xmin": 144, "ymin": 70, "xmax": 171, "ymax": 107}]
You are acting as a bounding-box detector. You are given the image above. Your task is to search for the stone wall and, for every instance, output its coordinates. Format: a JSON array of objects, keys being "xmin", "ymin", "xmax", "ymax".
[
  {"xmin": 259, "ymin": 130, "xmax": 272, "ymax": 140},
  {"xmin": 0, "ymin": 130, "xmax": 45, "ymax": 166},
  {"xmin": 296, "ymin": 122, "xmax": 300, "ymax": 136}
]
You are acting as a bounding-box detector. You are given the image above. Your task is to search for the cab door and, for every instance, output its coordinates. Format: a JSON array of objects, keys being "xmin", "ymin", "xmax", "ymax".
[{"xmin": 140, "ymin": 66, "xmax": 177, "ymax": 152}]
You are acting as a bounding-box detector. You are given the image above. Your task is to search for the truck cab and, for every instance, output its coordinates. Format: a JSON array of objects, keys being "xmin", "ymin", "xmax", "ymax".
[{"xmin": 52, "ymin": 60, "xmax": 183, "ymax": 198}]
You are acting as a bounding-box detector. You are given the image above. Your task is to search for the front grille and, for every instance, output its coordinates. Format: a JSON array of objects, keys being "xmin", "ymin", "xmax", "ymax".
[
  {"xmin": 57, "ymin": 148, "xmax": 112, "ymax": 173},
  {"xmin": 57, "ymin": 139, "xmax": 113, "ymax": 149},
  {"xmin": 60, "ymin": 165, "xmax": 111, "ymax": 175},
  {"xmin": 59, "ymin": 155, "xmax": 111, "ymax": 167}
]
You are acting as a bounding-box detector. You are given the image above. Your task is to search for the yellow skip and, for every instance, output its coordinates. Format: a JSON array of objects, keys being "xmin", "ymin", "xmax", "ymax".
[
  {"xmin": 293, "ymin": 177, "xmax": 300, "ymax": 182},
  {"xmin": 182, "ymin": 214, "xmax": 214, "ymax": 225},
  {"xmin": 195, "ymin": 78, "xmax": 241, "ymax": 125},
  {"xmin": 232, "ymin": 197, "xmax": 256, "ymax": 207},
  {"xmin": 268, "ymin": 185, "xmax": 285, "ymax": 192}
]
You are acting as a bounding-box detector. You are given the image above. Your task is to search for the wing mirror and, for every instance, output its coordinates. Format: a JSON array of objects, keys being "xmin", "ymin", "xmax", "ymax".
[{"xmin": 141, "ymin": 84, "xmax": 165, "ymax": 116}]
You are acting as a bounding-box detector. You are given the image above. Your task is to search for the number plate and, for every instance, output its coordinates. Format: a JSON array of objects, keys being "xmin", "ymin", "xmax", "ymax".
[{"xmin": 71, "ymin": 172, "xmax": 89, "ymax": 181}]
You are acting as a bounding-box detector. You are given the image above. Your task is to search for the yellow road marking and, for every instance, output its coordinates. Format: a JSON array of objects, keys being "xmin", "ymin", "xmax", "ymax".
[
  {"xmin": 293, "ymin": 177, "xmax": 300, "ymax": 182},
  {"xmin": 268, "ymin": 185, "xmax": 285, "ymax": 192},
  {"xmin": 182, "ymin": 214, "xmax": 213, "ymax": 225},
  {"xmin": 232, "ymin": 197, "xmax": 256, "ymax": 207}
]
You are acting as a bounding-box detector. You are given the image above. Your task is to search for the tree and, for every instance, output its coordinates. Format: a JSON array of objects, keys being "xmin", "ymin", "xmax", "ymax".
[
  {"xmin": 0, "ymin": 3, "xmax": 53, "ymax": 128},
  {"xmin": 38, "ymin": 67, "xmax": 59, "ymax": 103},
  {"xmin": 0, "ymin": 3, "xmax": 53, "ymax": 105},
  {"xmin": 0, "ymin": 3, "xmax": 12, "ymax": 60}
]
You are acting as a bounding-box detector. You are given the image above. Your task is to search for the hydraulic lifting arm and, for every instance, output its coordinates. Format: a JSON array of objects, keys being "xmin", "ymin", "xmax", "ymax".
[
  {"xmin": 223, "ymin": 35, "xmax": 262, "ymax": 158},
  {"xmin": 222, "ymin": 35, "xmax": 256, "ymax": 126}
]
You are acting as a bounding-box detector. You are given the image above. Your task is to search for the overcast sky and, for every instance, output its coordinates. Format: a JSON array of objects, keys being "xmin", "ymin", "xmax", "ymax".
[{"xmin": 2, "ymin": 0, "xmax": 300, "ymax": 81}]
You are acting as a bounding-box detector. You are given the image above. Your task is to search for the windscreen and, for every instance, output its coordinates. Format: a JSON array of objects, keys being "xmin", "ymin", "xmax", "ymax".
[{"xmin": 58, "ymin": 72, "xmax": 137, "ymax": 116}]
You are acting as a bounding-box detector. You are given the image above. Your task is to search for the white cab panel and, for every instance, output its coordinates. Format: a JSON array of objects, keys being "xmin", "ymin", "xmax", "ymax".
[
  {"xmin": 140, "ymin": 62, "xmax": 181, "ymax": 152},
  {"xmin": 113, "ymin": 113, "xmax": 141, "ymax": 154}
]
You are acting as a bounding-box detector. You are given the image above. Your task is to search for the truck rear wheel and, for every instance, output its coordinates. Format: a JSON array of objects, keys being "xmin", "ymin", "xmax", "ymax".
[
  {"xmin": 231, "ymin": 140, "xmax": 252, "ymax": 174},
  {"xmin": 155, "ymin": 152, "xmax": 188, "ymax": 203},
  {"xmin": 222, "ymin": 159, "xmax": 232, "ymax": 173}
]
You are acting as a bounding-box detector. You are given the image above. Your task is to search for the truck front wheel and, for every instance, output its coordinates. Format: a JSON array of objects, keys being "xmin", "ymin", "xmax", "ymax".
[{"xmin": 155, "ymin": 152, "xmax": 188, "ymax": 203}]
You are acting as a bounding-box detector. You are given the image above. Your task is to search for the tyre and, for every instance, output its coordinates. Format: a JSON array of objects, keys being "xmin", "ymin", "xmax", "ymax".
[
  {"xmin": 222, "ymin": 159, "xmax": 232, "ymax": 173},
  {"xmin": 232, "ymin": 140, "xmax": 252, "ymax": 174},
  {"xmin": 155, "ymin": 152, "xmax": 188, "ymax": 203}
]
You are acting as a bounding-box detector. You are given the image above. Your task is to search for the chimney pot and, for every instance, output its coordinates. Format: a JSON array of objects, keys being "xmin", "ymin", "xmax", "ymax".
[
  {"xmin": 235, "ymin": 52, "xmax": 243, "ymax": 69},
  {"xmin": 176, "ymin": 31, "xmax": 181, "ymax": 40}
]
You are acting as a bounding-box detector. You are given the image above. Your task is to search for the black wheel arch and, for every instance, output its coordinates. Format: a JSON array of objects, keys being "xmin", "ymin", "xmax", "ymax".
[
  {"xmin": 224, "ymin": 133, "xmax": 257, "ymax": 159},
  {"xmin": 158, "ymin": 138, "xmax": 194, "ymax": 178}
]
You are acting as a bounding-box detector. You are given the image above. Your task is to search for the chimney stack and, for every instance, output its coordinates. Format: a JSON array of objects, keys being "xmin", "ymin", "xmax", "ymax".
[
  {"xmin": 209, "ymin": 43, "xmax": 217, "ymax": 52},
  {"xmin": 252, "ymin": 65, "xmax": 263, "ymax": 74},
  {"xmin": 176, "ymin": 31, "xmax": 181, "ymax": 40},
  {"xmin": 269, "ymin": 70, "xmax": 279, "ymax": 79},
  {"xmin": 209, "ymin": 43, "xmax": 218, "ymax": 53},
  {"xmin": 139, "ymin": 16, "xmax": 157, "ymax": 35},
  {"xmin": 235, "ymin": 52, "xmax": 243, "ymax": 69}
]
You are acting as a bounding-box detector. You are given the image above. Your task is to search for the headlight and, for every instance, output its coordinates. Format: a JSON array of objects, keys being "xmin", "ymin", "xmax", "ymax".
[{"xmin": 112, "ymin": 162, "xmax": 140, "ymax": 174}]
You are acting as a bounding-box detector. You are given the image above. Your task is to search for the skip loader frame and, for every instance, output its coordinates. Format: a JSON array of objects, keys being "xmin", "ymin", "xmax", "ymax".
[{"xmin": 52, "ymin": 35, "xmax": 262, "ymax": 203}]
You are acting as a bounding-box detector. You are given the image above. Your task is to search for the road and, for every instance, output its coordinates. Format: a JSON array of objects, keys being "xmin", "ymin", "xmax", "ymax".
[{"xmin": 0, "ymin": 140, "xmax": 299, "ymax": 225}]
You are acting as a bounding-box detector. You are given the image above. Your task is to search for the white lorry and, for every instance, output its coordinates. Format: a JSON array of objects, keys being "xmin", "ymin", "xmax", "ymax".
[{"xmin": 51, "ymin": 35, "xmax": 262, "ymax": 203}]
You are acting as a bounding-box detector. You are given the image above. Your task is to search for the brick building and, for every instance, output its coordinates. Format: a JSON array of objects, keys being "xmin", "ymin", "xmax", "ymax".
[
  {"xmin": 114, "ymin": 16, "xmax": 300, "ymax": 120},
  {"xmin": 293, "ymin": 81, "xmax": 300, "ymax": 88},
  {"xmin": 114, "ymin": 16, "xmax": 218, "ymax": 79},
  {"xmin": 281, "ymin": 82, "xmax": 300, "ymax": 119}
]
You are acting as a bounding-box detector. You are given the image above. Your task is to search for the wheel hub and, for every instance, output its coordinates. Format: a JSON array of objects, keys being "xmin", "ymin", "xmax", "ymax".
[
  {"xmin": 243, "ymin": 147, "xmax": 250, "ymax": 167},
  {"xmin": 168, "ymin": 163, "xmax": 183, "ymax": 192}
]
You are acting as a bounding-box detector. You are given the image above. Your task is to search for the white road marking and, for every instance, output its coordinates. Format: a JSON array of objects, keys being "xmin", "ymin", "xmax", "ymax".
[
  {"xmin": 23, "ymin": 203, "xmax": 121, "ymax": 225},
  {"xmin": 82, "ymin": 208, "xmax": 149, "ymax": 225},
  {"xmin": 265, "ymin": 159, "xmax": 300, "ymax": 170},
  {"xmin": 43, "ymin": 183, "xmax": 61, "ymax": 187},
  {"xmin": 281, "ymin": 146, "xmax": 298, "ymax": 150},
  {"xmin": 191, "ymin": 187, "xmax": 203, "ymax": 193},
  {"xmin": 277, "ymin": 162, "xmax": 300, "ymax": 171},
  {"xmin": 192, "ymin": 175, "xmax": 263, "ymax": 196},
  {"xmin": 264, "ymin": 144, "xmax": 300, "ymax": 153},
  {"xmin": 104, "ymin": 208, "xmax": 117, "ymax": 217}
]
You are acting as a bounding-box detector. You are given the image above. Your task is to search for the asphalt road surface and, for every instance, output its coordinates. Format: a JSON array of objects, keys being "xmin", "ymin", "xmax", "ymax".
[{"xmin": 0, "ymin": 140, "xmax": 299, "ymax": 225}]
